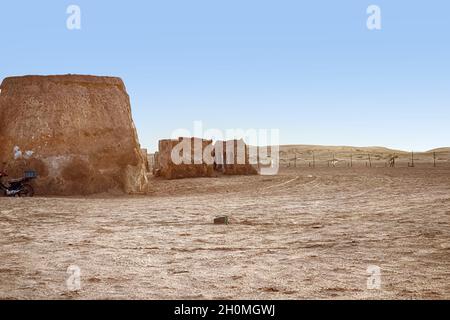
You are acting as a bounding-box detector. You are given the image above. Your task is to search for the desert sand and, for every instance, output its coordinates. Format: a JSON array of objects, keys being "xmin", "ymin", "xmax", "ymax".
[{"xmin": 1, "ymin": 146, "xmax": 449, "ymax": 299}]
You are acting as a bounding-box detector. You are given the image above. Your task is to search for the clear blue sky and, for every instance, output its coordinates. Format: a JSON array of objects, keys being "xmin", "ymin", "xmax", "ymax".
[{"xmin": 1, "ymin": 1, "xmax": 449, "ymax": 152}]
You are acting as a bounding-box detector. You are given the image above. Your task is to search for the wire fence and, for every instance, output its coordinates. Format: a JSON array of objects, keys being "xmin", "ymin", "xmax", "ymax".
[
  {"xmin": 146, "ymin": 149, "xmax": 450, "ymax": 171},
  {"xmin": 280, "ymin": 151, "xmax": 450, "ymax": 168}
]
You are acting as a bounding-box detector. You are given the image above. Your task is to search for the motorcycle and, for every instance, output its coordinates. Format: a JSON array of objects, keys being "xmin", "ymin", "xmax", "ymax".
[{"xmin": 0, "ymin": 171, "xmax": 36, "ymax": 197}]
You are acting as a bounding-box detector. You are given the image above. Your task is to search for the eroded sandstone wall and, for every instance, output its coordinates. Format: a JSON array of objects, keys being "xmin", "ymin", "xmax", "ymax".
[
  {"xmin": 214, "ymin": 139, "xmax": 258, "ymax": 175},
  {"xmin": 0, "ymin": 75, "xmax": 148, "ymax": 195},
  {"xmin": 156, "ymin": 137, "xmax": 215, "ymax": 179}
]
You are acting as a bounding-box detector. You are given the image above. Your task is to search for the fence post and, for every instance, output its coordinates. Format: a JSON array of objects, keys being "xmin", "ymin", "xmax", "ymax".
[
  {"xmin": 433, "ymin": 152, "xmax": 436, "ymax": 167},
  {"xmin": 257, "ymin": 146, "xmax": 260, "ymax": 169},
  {"xmin": 313, "ymin": 151, "xmax": 315, "ymax": 168},
  {"xmin": 368, "ymin": 154, "xmax": 372, "ymax": 168}
]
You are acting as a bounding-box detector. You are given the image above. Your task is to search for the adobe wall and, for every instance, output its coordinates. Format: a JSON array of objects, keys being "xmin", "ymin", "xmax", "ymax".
[{"xmin": 0, "ymin": 75, "xmax": 148, "ymax": 195}]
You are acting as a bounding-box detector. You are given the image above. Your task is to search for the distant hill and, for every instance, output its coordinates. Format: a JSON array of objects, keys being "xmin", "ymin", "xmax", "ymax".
[
  {"xmin": 427, "ymin": 147, "xmax": 450, "ymax": 153},
  {"xmin": 275, "ymin": 145, "xmax": 450, "ymax": 164},
  {"xmin": 279, "ymin": 145, "xmax": 408, "ymax": 155}
]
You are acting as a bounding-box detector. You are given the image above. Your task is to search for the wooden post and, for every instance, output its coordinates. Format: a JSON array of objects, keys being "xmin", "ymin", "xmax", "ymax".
[
  {"xmin": 350, "ymin": 153, "xmax": 353, "ymax": 167},
  {"xmin": 411, "ymin": 151, "xmax": 415, "ymax": 167},
  {"xmin": 257, "ymin": 146, "xmax": 260, "ymax": 169},
  {"xmin": 312, "ymin": 151, "xmax": 315, "ymax": 168},
  {"xmin": 433, "ymin": 152, "xmax": 436, "ymax": 167},
  {"xmin": 368, "ymin": 154, "xmax": 372, "ymax": 168},
  {"xmin": 294, "ymin": 153, "xmax": 297, "ymax": 168}
]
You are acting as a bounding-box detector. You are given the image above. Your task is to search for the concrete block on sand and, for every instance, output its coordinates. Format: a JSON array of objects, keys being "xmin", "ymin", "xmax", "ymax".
[{"xmin": 214, "ymin": 216, "xmax": 229, "ymax": 225}]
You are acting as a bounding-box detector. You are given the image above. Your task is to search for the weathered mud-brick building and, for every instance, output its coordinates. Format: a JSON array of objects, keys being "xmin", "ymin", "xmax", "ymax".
[
  {"xmin": 0, "ymin": 75, "xmax": 148, "ymax": 195},
  {"xmin": 214, "ymin": 139, "xmax": 258, "ymax": 175},
  {"xmin": 154, "ymin": 137, "xmax": 215, "ymax": 179}
]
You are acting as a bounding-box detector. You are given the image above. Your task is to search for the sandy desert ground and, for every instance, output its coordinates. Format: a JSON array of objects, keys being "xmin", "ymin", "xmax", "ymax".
[{"xmin": 1, "ymin": 158, "xmax": 450, "ymax": 299}]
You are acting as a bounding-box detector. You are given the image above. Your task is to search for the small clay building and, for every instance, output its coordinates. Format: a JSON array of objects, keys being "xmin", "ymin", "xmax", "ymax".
[
  {"xmin": 154, "ymin": 137, "xmax": 215, "ymax": 179},
  {"xmin": 214, "ymin": 139, "xmax": 258, "ymax": 175},
  {"xmin": 153, "ymin": 137, "xmax": 258, "ymax": 179}
]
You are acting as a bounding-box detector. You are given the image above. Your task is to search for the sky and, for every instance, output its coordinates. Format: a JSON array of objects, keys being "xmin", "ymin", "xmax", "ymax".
[{"xmin": 0, "ymin": 0, "xmax": 449, "ymax": 152}]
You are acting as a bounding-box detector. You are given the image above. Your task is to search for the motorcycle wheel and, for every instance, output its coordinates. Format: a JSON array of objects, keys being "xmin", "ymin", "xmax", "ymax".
[{"xmin": 19, "ymin": 184, "xmax": 34, "ymax": 197}]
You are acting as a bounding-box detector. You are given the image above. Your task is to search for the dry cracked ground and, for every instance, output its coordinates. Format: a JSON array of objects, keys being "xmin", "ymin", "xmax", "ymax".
[{"xmin": 1, "ymin": 166, "xmax": 449, "ymax": 299}]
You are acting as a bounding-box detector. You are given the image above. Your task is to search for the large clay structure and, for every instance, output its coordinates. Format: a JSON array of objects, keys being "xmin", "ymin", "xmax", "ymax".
[{"xmin": 0, "ymin": 75, "xmax": 148, "ymax": 195}]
